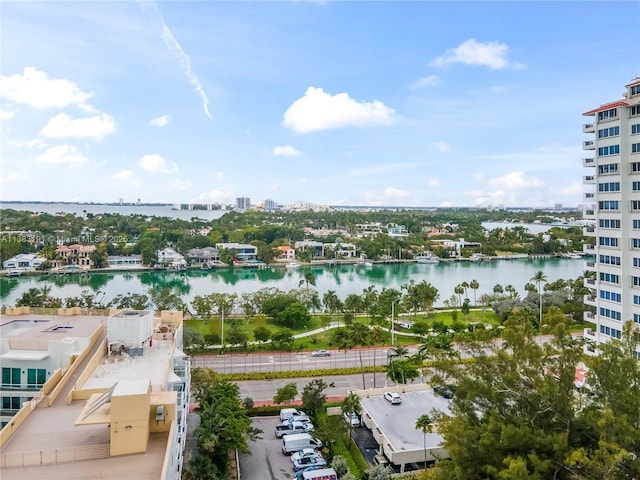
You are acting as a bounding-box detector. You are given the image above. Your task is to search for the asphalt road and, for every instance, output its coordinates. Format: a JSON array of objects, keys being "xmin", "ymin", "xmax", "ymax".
[
  {"xmin": 192, "ymin": 347, "xmax": 407, "ymax": 374},
  {"xmin": 237, "ymin": 373, "xmax": 400, "ymax": 403}
]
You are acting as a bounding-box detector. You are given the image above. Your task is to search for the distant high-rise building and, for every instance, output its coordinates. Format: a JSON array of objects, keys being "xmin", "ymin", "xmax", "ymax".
[
  {"xmin": 264, "ymin": 198, "xmax": 277, "ymax": 212},
  {"xmin": 235, "ymin": 197, "xmax": 251, "ymax": 211},
  {"xmin": 582, "ymin": 77, "xmax": 640, "ymax": 356}
]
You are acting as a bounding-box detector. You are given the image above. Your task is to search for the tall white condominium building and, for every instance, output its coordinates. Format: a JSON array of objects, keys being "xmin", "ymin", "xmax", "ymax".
[{"xmin": 582, "ymin": 77, "xmax": 640, "ymax": 357}]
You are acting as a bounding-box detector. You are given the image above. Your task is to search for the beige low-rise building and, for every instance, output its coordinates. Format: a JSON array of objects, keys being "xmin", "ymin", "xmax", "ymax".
[{"xmin": 0, "ymin": 307, "xmax": 190, "ymax": 480}]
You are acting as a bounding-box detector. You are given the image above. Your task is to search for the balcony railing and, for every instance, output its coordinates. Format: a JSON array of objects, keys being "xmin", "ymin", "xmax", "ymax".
[
  {"xmin": 583, "ymin": 140, "xmax": 595, "ymax": 150},
  {"xmin": 583, "ymin": 123, "xmax": 595, "ymax": 133},
  {"xmin": 584, "ymin": 311, "xmax": 596, "ymax": 322},
  {"xmin": 583, "ymin": 157, "xmax": 595, "ymax": 167},
  {"xmin": 584, "ymin": 192, "xmax": 595, "ymax": 199},
  {"xmin": 584, "ymin": 209, "xmax": 595, "ymax": 218},
  {"xmin": 584, "ymin": 295, "xmax": 597, "ymax": 306},
  {"xmin": 583, "ymin": 226, "xmax": 596, "ymax": 236},
  {"xmin": 584, "ymin": 244, "xmax": 595, "ymax": 253},
  {"xmin": 584, "ymin": 277, "xmax": 596, "ymax": 287},
  {"xmin": 583, "ymin": 175, "xmax": 595, "ymax": 184},
  {"xmin": 585, "ymin": 261, "xmax": 596, "ymax": 269}
]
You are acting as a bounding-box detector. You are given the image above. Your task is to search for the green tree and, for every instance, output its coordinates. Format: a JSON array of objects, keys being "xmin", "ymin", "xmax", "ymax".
[
  {"xmin": 416, "ymin": 413, "xmax": 434, "ymax": 466},
  {"xmin": 298, "ymin": 270, "xmax": 316, "ymax": 290},
  {"xmin": 252, "ymin": 325, "xmax": 271, "ymax": 343},
  {"xmin": 278, "ymin": 301, "xmax": 309, "ymax": 329},
  {"xmin": 349, "ymin": 323, "xmax": 371, "ymax": 389},
  {"xmin": 530, "ymin": 270, "xmax": 548, "ymax": 329},
  {"xmin": 273, "ymin": 382, "xmax": 298, "ymax": 405},
  {"xmin": 301, "ymin": 378, "xmax": 332, "ymax": 418},
  {"xmin": 341, "ymin": 391, "xmax": 362, "ymax": 444},
  {"xmin": 469, "ymin": 279, "xmax": 479, "ymax": 306}
]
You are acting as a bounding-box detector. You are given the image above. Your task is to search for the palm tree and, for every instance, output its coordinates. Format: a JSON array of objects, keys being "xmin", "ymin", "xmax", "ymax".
[
  {"xmin": 470, "ymin": 279, "xmax": 479, "ymax": 306},
  {"xmin": 369, "ymin": 324, "xmax": 385, "ymax": 388},
  {"xmin": 454, "ymin": 284, "xmax": 464, "ymax": 307},
  {"xmin": 341, "ymin": 392, "xmax": 361, "ymax": 444},
  {"xmin": 530, "ymin": 270, "xmax": 548, "ymax": 329},
  {"xmin": 349, "ymin": 323, "xmax": 371, "ymax": 389},
  {"xmin": 415, "ymin": 414, "xmax": 433, "ymax": 466}
]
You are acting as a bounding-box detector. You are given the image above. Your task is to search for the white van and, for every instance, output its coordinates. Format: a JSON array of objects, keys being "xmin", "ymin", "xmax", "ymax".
[
  {"xmin": 282, "ymin": 433, "xmax": 323, "ymax": 455},
  {"xmin": 280, "ymin": 408, "xmax": 307, "ymax": 422},
  {"xmin": 300, "ymin": 468, "xmax": 337, "ymax": 480}
]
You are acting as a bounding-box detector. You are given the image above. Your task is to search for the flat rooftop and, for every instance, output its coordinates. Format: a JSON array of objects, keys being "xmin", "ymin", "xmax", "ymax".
[
  {"xmin": 83, "ymin": 339, "xmax": 176, "ymax": 391},
  {"xmin": 0, "ymin": 314, "xmax": 105, "ymax": 344},
  {"xmin": 361, "ymin": 389, "xmax": 451, "ymax": 451}
]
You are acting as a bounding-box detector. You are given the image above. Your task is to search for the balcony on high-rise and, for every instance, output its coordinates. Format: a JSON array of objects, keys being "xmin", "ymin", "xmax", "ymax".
[
  {"xmin": 583, "ymin": 225, "xmax": 596, "ymax": 236},
  {"xmin": 584, "ymin": 277, "xmax": 596, "ymax": 288},
  {"xmin": 583, "ymin": 175, "xmax": 595, "ymax": 184},
  {"xmin": 584, "ymin": 311, "xmax": 596, "ymax": 323},
  {"xmin": 584, "ymin": 192, "xmax": 595, "ymax": 200},
  {"xmin": 583, "ymin": 140, "xmax": 595, "ymax": 150},
  {"xmin": 583, "ymin": 243, "xmax": 595, "ymax": 254},
  {"xmin": 585, "ymin": 260, "xmax": 596, "ymax": 272},
  {"xmin": 583, "ymin": 157, "xmax": 595, "ymax": 167},
  {"xmin": 583, "ymin": 208, "xmax": 596, "ymax": 219},
  {"xmin": 583, "ymin": 123, "xmax": 595, "ymax": 133},
  {"xmin": 584, "ymin": 294, "xmax": 597, "ymax": 307}
]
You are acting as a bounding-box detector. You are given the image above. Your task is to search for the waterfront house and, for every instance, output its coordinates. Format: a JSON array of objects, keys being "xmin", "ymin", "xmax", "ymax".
[
  {"xmin": 275, "ymin": 245, "xmax": 296, "ymax": 262},
  {"xmin": 2, "ymin": 254, "xmax": 47, "ymax": 271},
  {"xmin": 187, "ymin": 247, "xmax": 220, "ymax": 265},
  {"xmin": 215, "ymin": 243, "xmax": 258, "ymax": 263},
  {"xmin": 294, "ymin": 240, "xmax": 324, "ymax": 257},
  {"xmin": 157, "ymin": 247, "xmax": 187, "ymax": 269},
  {"xmin": 107, "ymin": 255, "xmax": 143, "ymax": 268},
  {"xmin": 51, "ymin": 244, "xmax": 96, "ymax": 269}
]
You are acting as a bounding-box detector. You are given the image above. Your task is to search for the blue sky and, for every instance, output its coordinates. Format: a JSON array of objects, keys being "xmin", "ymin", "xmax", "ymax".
[{"xmin": 1, "ymin": 1, "xmax": 639, "ymax": 208}]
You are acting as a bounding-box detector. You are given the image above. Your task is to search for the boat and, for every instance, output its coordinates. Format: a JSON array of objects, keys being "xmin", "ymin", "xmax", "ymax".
[
  {"xmin": 414, "ymin": 252, "xmax": 439, "ymax": 264},
  {"xmin": 285, "ymin": 262, "xmax": 300, "ymax": 269},
  {"xmin": 7, "ymin": 269, "xmax": 23, "ymax": 277},
  {"xmin": 362, "ymin": 261, "xmax": 373, "ymax": 268},
  {"xmin": 563, "ymin": 252, "xmax": 582, "ymax": 259}
]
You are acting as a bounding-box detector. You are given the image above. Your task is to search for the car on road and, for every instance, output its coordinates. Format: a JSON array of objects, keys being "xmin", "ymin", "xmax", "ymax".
[
  {"xmin": 310, "ymin": 349, "xmax": 330, "ymax": 357},
  {"xmin": 384, "ymin": 392, "xmax": 402, "ymax": 404},
  {"xmin": 293, "ymin": 455, "xmax": 327, "ymax": 471},
  {"xmin": 433, "ymin": 385, "xmax": 455, "ymax": 399}
]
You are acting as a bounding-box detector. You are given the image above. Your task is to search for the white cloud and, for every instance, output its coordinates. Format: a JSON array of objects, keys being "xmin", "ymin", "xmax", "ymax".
[
  {"xmin": 170, "ymin": 179, "xmax": 192, "ymax": 190},
  {"xmin": 139, "ymin": 153, "xmax": 178, "ymax": 173},
  {"xmin": 2, "ymin": 171, "xmax": 28, "ymax": 183},
  {"xmin": 0, "ymin": 109, "xmax": 16, "ymax": 121},
  {"xmin": 191, "ymin": 189, "xmax": 233, "ymax": 204},
  {"xmin": 434, "ymin": 141, "xmax": 450, "ymax": 153},
  {"xmin": 37, "ymin": 144, "xmax": 88, "ymax": 168},
  {"xmin": 430, "ymin": 39, "xmax": 522, "ymax": 70},
  {"xmin": 410, "ymin": 75, "xmax": 441, "ymax": 89},
  {"xmin": 215, "ymin": 172, "xmax": 225, "ymax": 180},
  {"xmin": 9, "ymin": 138, "xmax": 46, "ymax": 149},
  {"xmin": 272, "ymin": 145, "xmax": 302, "ymax": 157},
  {"xmin": 383, "ymin": 187, "xmax": 410, "ymax": 199},
  {"xmin": 488, "ymin": 171, "xmax": 544, "ymax": 190},
  {"xmin": 113, "ymin": 169, "xmax": 143, "ymax": 187},
  {"xmin": 149, "ymin": 114, "xmax": 171, "ymax": 127},
  {"xmin": 427, "ymin": 179, "xmax": 440, "ymax": 187},
  {"xmin": 40, "ymin": 113, "xmax": 116, "ymax": 141},
  {"xmin": 0, "ymin": 67, "xmax": 93, "ymax": 109},
  {"xmin": 283, "ymin": 87, "xmax": 396, "ymax": 133}
]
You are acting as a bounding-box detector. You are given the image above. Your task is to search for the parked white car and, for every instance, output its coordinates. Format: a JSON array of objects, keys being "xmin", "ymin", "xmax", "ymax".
[
  {"xmin": 384, "ymin": 392, "xmax": 402, "ymax": 404},
  {"xmin": 343, "ymin": 412, "xmax": 361, "ymax": 427}
]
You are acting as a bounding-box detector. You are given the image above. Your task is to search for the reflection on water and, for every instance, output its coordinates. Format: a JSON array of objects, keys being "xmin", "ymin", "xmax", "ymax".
[{"xmin": 1, "ymin": 259, "xmax": 586, "ymax": 308}]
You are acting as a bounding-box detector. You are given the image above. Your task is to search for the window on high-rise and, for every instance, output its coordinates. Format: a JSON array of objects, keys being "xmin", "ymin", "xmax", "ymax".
[
  {"xmin": 599, "ymin": 200, "xmax": 619, "ymax": 210},
  {"xmin": 634, "ymin": 219, "xmax": 640, "ymax": 229},
  {"xmin": 598, "ymin": 163, "xmax": 618, "ymax": 174},
  {"xmin": 598, "ymin": 145, "xmax": 620, "ymax": 156},
  {"xmin": 633, "ymin": 276, "xmax": 640, "ymax": 287},
  {"xmin": 599, "ymin": 255, "xmax": 621, "ymax": 265},
  {"xmin": 633, "ymin": 123, "xmax": 640, "ymax": 134},
  {"xmin": 598, "ymin": 108, "xmax": 617, "ymax": 120},
  {"xmin": 632, "ymin": 143, "xmax": 640, "ymax": 153},
  {"xmin": 634, "ymin": 295, "xmax": 640, "ymax": 305},
  {"xmin": 633, "ymin": 162, "xmax": 640, "ymax": 173},
  {"xmin": 635, "ymin": 258, "xmax": 640, "ymax": 267},
  {"xmin": 599, "ymin": 307, "xmax": 621, "ymax": 320},
  {"xmin": 600, "ymin": 325, "xmax": 622, "ymax": 338},
  {"xmin": 632, "ymin": 85, "xmax": 640, "ymax": 96},
  {"xmin": 633, "ymin": 238, "xmax": 640, "ymax": 249},
  {"xmin": 599, "ymin": 290, "xmax": 621, "ymax": 302},
  {"xmin": 600, "ymin": 272, "xmax": 619, "ymax": 284},
  {"xmin": 598, "ymin": 182, "xmax": 621, "ymax": 192},
  {"xmin": 632, "ymin": 105, "xmax": 640, "ymax": 116},
  {"xmin": 633, "ymin": 182, "xmax": 640, "ymax": 191},
  {"xmin": 598, "ymin": 126, "xmax": 620, "ymax": 138},
  {"xmin": 599, "ymin": 218, "xmax": 621, "ymax": 228},
  {"xmin": 632, "ymin": 200, "xmax": 640, "ymax": 211},
  {"xmin": 599, "ymin": 237, "xmax": 619, "ymax": 247}
]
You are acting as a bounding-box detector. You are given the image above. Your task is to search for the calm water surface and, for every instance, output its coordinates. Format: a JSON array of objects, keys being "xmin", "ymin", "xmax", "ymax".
[{"xmin": 0, "ymin": 258, "xmax": 586, "ymax": 308}]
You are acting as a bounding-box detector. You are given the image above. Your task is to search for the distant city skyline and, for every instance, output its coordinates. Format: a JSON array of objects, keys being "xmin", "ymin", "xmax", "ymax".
[{"xmin": 1, "ymin": 1, "xmax": 639, "ymax": 208}]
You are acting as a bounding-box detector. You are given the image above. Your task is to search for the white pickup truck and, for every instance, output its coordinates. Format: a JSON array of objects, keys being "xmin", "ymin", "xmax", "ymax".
[{"xmin": 274, "ymin": 420, "xmax": 315, "ymax": 438}]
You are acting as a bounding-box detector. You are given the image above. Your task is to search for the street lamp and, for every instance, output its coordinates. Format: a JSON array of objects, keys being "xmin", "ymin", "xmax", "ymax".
[{"xmin": 391, "ymin": 301, "xmax": 396, "ymax": 346}]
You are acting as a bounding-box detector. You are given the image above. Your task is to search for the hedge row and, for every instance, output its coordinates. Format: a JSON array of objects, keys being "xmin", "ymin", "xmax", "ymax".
[{"xmin": 218, "ymin": 365, "xmax": 384, "ymax": 381}]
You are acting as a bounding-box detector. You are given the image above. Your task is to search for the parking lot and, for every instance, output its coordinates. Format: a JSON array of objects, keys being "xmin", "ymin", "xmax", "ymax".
[{"xmin": 239, "ymin": 416, "xmax": 301, "ymax": 480}]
